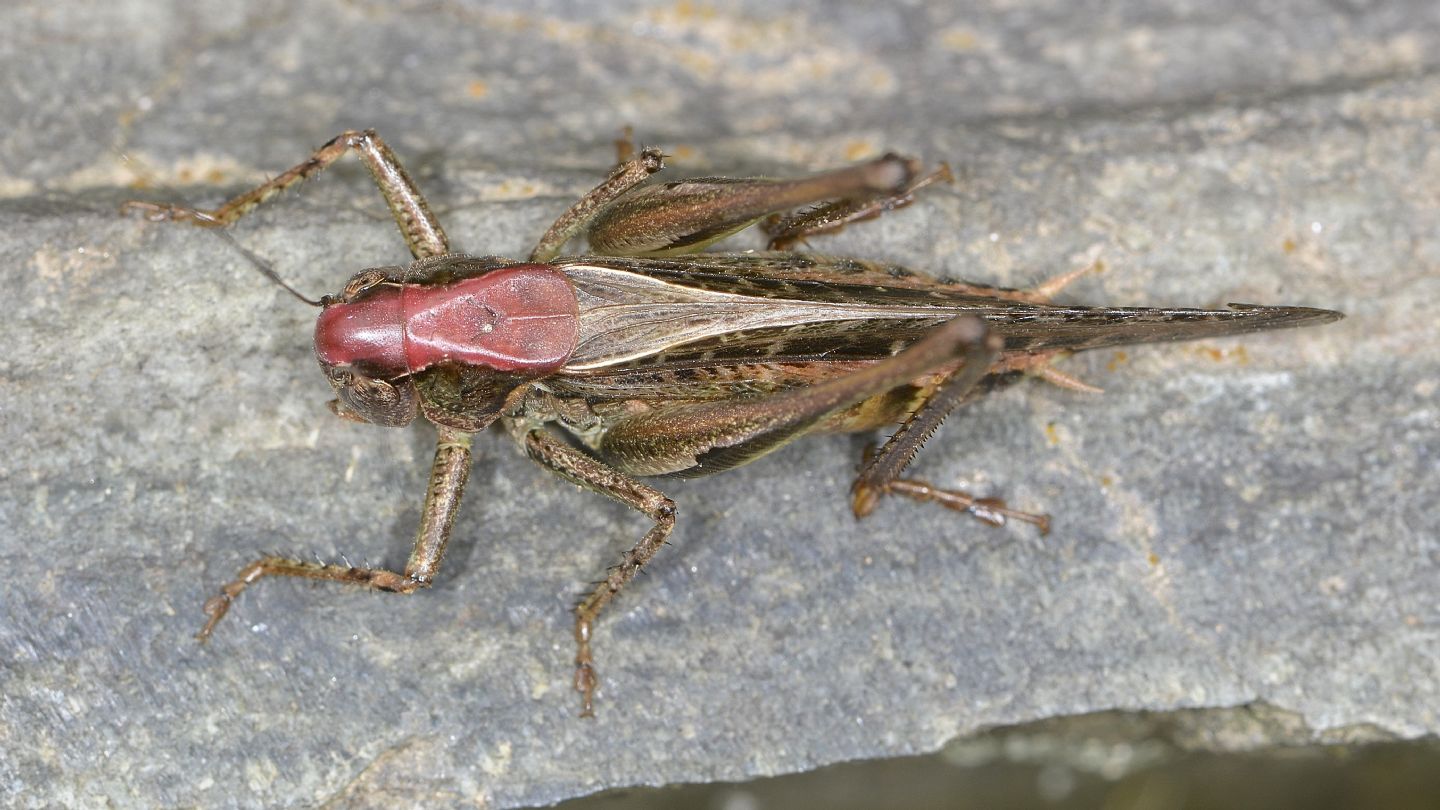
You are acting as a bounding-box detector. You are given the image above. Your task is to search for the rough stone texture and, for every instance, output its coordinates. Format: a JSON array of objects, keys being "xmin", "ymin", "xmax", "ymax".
[{"xmin": 2, "ymin": 1, "xmax": 1436, "ymax": 807}]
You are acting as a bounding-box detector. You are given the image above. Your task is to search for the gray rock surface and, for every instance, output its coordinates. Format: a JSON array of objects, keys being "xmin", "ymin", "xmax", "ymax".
[{"xmin": 2, "ymin": 0, "xmax": 1436, "ymax": 807}]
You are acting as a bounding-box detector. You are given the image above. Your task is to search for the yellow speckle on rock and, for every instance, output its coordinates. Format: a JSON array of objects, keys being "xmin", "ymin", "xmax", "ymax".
[
  {"xmin": 467, "ymin": 79, "xmax": 489, "ymax": 98},
  {"xmin": 844, "ymin": 141, "xmax": 875, "ymax": 161},
  {"xmin": 941, "ymin": 28, "xmax": 978, "ymax": 51},
  {"xmin": 671, "ymin": 0, "xmax": 715, "ymax": 22},
  {"xmin": 32, "ymin": 242, "xmax": 118, "ymax": 292},
  {"xmin": 1195, "ymin": 345, "xmax": 1250, "ymax": 364},
  {"xmin": 244, "ymin": 757, "xmax": 279, "ymax": 791},
  {"xmin": 1045, "ymin": 422, "xmax": 1061, "ymax": 445},
  {"xmin": 480, "ymin": 741, "xmax": 513, "ymax": 778},
  {"xmin": 678, "ymin": 49, "xmax": 718, "ymax": 74}
]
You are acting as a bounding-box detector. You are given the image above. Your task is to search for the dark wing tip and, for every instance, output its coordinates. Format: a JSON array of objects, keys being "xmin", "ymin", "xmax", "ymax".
[{"xmin": 1225, "ymin": 303, "xmax": 1345, "ymax": 330}]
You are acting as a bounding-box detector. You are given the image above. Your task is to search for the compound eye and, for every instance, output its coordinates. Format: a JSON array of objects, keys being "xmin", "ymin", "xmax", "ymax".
[{"xmin": 324, "ymin": 366, "xmax": 418, "ymax": 427}]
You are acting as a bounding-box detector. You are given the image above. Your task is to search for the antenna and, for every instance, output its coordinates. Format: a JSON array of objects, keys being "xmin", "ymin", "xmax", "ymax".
[{"xmin": 115, "ymin": 150, "xmax": 323, "ymax": 307}]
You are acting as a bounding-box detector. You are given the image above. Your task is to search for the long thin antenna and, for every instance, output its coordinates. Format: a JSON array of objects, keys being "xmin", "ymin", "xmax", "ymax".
[
  {"xmin": 186, "ymin": 209, "xmax": 323, "ymax": 307},
  {"xmin": 115, "ymin": 150, "xmax": 323, "ymax": 307}
]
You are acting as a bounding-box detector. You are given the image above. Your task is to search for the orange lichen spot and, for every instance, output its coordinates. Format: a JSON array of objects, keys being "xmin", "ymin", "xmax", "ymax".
[
  {"xmin": 1100, "ymin": 475, "xmax": 1114, "ymax": 488},
  {"xmin": 864, "ymin": 68, "xmax": 897, "ymax": 93},
  {"xmin": 205, "ymin": 168, "xmax": 227, "ymax": 184},
  {"xmin": 844, "ymin": 141, "xmax": 875, "ymax": 162},
  {"xmin": 1147, "ymin": 552, "xmax": 1160, "ymax": 567},
  {"xmin": 942, "ymin": 28, "xmax": 978, "ymax": 51},
  {"xmin": 496, "ymin": 179, "xmax": 541, "ymax": 198},
  {"xmin": 467, "ymin": 79, "xmax": 489, "ymax": 99},
  {"xmin": 677, "ymin": 50, "xmax": 718, "ymax": 74},
  {"xmin": 1091, "ymin": 258, "xmax": 1106, "ymax": 274},
  {"xmin": 1107, "ymin": 350, "xmax": 1129, "ymax": 372},
  {"xmin": 1197, "ymin": 345, "xmax": 1251, "ymax": 364},
  {"xmin": 671, "ymin": 0, "xmax": 715, "ymax": 21},
  {"xmin": 1282, "ymin": 237, "xmax": 1297, "ymax": 254},
  {"xmin": 177, "ymin": 167, "xmax": 195, "ymax": 183},
  {"xmin": 1045, "ymin": 422, "xmax": 1060, "ymax": 445}
]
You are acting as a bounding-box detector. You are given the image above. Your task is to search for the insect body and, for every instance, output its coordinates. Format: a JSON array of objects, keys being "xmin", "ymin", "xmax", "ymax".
[{"xmin": 126, "ymin": 130, "xmax": 1342, "ymax": 715}]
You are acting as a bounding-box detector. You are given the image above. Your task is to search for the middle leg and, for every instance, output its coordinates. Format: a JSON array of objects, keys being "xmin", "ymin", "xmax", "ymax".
[
  {"xmin": 521, "ymin": 429, "xmax": 677, "ymax": 718},
  {"xmin": 584, "ymin": 152, "xmax": 926, "ymax": 257},
  {"xmin": 194, "ymin": 427, "xmax": 475, "ymax": 639}
]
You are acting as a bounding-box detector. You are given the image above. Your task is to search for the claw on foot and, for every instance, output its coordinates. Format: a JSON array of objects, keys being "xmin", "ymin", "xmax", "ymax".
[
  {"xmin": 197, "ymin": 594, "xmax": 231, "ymax": 642},
  {"xmin": 574, "ymin": 616, "xmax": 598, "ymax": 718},
  {"xmin": 120, "ymin": 199, "xmax": 220, "ymax": 225},
  {"xmin": 195, "ymin": 562, "xmax": 268, "ymax": 641},
  {"xmin": 851, "ymin": 480, "xmax": 881, "ymax": 519},
  {"xmin": 574, "ymin": 662, "xmax": 597, "ymax": 718}
]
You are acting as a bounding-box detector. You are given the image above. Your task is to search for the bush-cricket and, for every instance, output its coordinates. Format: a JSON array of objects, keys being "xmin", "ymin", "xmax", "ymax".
[{"xmin": 124, "ymin": 130, "xmax": 1343, "ymax": 716}]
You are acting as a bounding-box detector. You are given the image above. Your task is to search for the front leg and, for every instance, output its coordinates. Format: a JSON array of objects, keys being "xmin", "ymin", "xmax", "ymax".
[
  {"xmin": 195, "ymin": 427, "xmax": 474, "ymax": 639},
  {"xmin": 123, "ymin": 129, "xmax": 450, "ymax": 260},
  {"xmin": 520, "ymin": 429, "xmax": 677, "ymax": 718}
]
